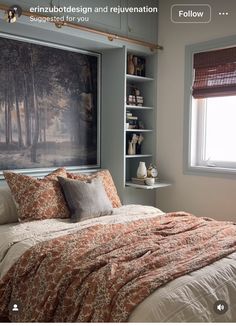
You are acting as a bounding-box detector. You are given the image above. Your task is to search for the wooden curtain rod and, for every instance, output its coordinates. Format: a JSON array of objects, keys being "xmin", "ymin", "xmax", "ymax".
[{"xmin": 0, "ymin": 3, "xmax": 163, "ymax": 51}]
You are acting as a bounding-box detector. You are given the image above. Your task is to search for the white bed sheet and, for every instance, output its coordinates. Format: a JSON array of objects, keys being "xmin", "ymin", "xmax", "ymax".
[{"xmin": 0, "ymin": 204, "xmax": 236, "ymax": 322}]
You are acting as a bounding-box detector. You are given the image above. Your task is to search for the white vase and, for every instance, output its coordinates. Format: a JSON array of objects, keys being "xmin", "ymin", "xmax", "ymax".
[
  {"xmin": 128, "ymin": 141, "xmax": 133, "ymax": 155},
  {"xmin": 137, "ymin": 161, "xmax": 147, "ymax": 179}
]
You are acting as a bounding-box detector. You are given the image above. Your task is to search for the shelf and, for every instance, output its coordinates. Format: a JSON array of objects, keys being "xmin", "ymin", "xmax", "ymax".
[
  {"xmin": 126, "ymin": 74, "xmax": 154, "ymax": 82},
  {"xmin": 126, "ymin": 129, "xmax": 153, "ymax": 132},
  {"xmin": 125, "ymin": 181, "xmax": 171, "ymax": 190},
  {"xmin": 123, "ymin": 51, "xmax": 161, "ymax": 198},
  {"xmin": 126, "ymin": 105, "xmax": 153, "ymax": 110},
  {"xmin": 126, "ymin": 154, "xmax": 152, "ymax": 159}
]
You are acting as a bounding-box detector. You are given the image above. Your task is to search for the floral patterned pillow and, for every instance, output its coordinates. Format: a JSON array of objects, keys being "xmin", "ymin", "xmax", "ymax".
[
  {"xmin": 4, "ymin": 168, "xmax": 70, "ymax": 222},
  {"xmin": 66, "ymin": 170, "xmax": 122, "ymax": 208}
]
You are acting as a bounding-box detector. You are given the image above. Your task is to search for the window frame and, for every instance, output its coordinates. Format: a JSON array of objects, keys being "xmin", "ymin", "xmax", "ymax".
[{"xmin": 184, "ymin": 35, "xmax": 236, "ymax": 177}]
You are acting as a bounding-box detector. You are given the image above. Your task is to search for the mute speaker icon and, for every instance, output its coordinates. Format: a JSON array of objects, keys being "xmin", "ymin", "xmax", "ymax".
[
  {"xmin": 214, "ymin": 300, "xmax": 228, "ymax": 315},
  {"xmin": 217, "ymin": 304, "xmax": 224, "ymax": 311}
]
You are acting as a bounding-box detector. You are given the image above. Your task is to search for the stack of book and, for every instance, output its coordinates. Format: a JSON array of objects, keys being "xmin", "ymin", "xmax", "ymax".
[
  {"xmin": 131, "ymin": 177, "xmax": 159, "ymax": 185},
  {"xmin": 126, "ymin": 111, "xmax": 138, "ymax": 129},
  {"xmin": 127, "ymin": 95, "xmax": 136, "ymax": 105},
  {"xmin": 127, "ymin": 94, "xmax": 144, "ymax": 106},
  {"xmin": 136, "ymin": 96, "xmax": 144, "ymax": 106}
]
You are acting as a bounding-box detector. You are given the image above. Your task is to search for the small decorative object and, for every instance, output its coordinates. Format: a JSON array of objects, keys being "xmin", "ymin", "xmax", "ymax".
[
  {"xmin": 127, "ymin": 54, "xmax": 135, "ymax": 75},
  {"xmin": 137, "ymin": 161, "xmax": 147, "ymax": 179},
  {"xmin": 137, "ymin": 57, "xmax": 146, "ymax": 77},
  {"xmin": 128, "ymin": 141, "xmax": 133, "ymax": 155},
  {"xmin": 132, "ymin": 134, "xmax": 138, "ymax": 154},
  {"xmin": 147, "ymin": 164, "xmax": 158, "ymax": 178},
  {"xmin": 127, "ymin": 134, "xmax": 138, "ymax": 155},
  {"xmin": 133, "ymin": 56, "xmax": 138, "ymax": 75},
  {"xmin": 136, "ymin": 134, "xmax": 144, "ymax": 154},
  {"xmin": 145, "ymin": 177, "xmax": 155, "ymax": 186},
  {"xmin": 138, "ymin": 121, "xmax": 145, "ymax": 129},
  {"xmin": 127, "ymin": 54, "xmax": 146, "ymax": 77}
]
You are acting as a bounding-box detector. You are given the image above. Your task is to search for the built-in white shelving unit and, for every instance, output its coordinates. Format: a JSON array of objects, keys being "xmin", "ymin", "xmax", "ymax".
[
  {"xmin": 102, "ymin": 46, "xmax": 170, "ymax": 205},
  {"xmin": 124, "ymin": 50, "xmax": 171, "ymax": 191}
]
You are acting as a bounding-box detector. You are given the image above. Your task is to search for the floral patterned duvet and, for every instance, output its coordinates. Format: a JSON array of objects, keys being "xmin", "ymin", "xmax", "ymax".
[{"xmin": 0, "ymin": 209, "xmax": 236, "ymax": 322}]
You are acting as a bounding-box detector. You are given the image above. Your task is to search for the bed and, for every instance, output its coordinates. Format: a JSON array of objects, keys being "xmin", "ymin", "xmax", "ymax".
[
  {"xmin": 0, "ymin": 204, "xmax": 236, "ymax": 322},
  {"xmin": 1, "ymin": 168, "xmax": 236, "ymax": 322}
]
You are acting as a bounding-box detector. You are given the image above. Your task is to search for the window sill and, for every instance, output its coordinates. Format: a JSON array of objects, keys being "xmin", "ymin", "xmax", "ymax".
[{"xmin": 185, "ymin": 165, "xmax": 236, "ymax": 178}]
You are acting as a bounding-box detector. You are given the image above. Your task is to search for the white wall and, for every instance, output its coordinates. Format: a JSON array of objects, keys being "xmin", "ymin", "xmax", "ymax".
[{"xmin": 156, "ymin": 0, "xmax": 236, "ymax": 220}]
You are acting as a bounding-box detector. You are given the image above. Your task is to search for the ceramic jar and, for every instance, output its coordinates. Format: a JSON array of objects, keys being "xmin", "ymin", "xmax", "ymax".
[
  {"xmin": 137, "ymin": 161, "xmax": 147, "ymax": 179},
  {"xmin": 145, "ymin": 178, "xmax": 155, "ymax": 186}
]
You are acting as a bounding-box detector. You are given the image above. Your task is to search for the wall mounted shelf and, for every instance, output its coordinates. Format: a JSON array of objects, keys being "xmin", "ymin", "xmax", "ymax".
[
  {"xmin": 126, "ymin": 74, "xmax": 154, "ymax": 82},
  {"xmin": 125, "ymin": 181, "xmax": 171, "ymax": 190},
  {"xmin": 126, "ymin": 105, "xmax": 154, "ymax": 110},
  {"xmin": 126, "ymin": 154, "xmax": 152, "ymax": 159},
  {"xmin": 126, "ymin": 129, "xmax": 153, "ymax": 132}
]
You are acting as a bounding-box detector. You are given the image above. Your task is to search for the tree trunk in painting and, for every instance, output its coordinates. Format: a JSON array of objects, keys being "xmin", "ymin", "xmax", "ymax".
[
  {"xmin": 43, "ymin": 107, "xmax": 47, "ymax": 143},
  {"xmin": 4, "ymin": 88, "xmax": 9, "ymax": 145},
  {"xmin": 7, "ymin": 88, "xmax": 12, "ymax": 145},
  {"xmin": 70, "ymin": 96, "xmax": 80, "ymax": 145},
  {"xmin": 15, "ymin": 92, "xmax": 24, "ymax": 148},
  {"xmin": 29, "ymin": 48, "xmax": 39, "ymax": 163},
  {"xmin": 13, "ymin": 75, "xmax": 24, "ymax": 148},
  {"xmin": 90, "ymin": 61, "xmax": 97, "ymax": 148},
  {"xmin": 23, "ymin": 73, "xmax": 32, "ymax": 147}
]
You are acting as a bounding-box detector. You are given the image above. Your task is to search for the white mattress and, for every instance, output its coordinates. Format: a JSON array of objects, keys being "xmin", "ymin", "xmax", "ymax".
[{"xmin": 0, "ymin": 204, "xmax": 236, "ymax": 322}]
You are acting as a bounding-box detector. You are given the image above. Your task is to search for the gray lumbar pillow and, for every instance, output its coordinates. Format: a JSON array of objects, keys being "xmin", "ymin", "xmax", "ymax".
[
  {"xmin": 58, "ymin": 176, "xmax": 113, "ymax": 222},
  {"xmin": 0, "ymin": 186, "xmax": 19, "ymax": 224}
]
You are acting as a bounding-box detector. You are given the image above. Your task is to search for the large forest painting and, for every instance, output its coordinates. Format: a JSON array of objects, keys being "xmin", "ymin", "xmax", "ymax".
[{"xmin": 0, "ymin": 37, "xmax": 99, "ymax": 172}]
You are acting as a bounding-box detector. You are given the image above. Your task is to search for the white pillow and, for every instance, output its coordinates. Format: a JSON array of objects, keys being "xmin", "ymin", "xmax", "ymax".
[{"xmin": 0, "ymin": 186, "xmax": 19, "ymax": 224}]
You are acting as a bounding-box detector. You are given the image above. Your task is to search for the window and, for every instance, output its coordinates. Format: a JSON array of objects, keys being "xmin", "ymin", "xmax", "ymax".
[
  {"xmin": 188, "ymin": 45, "xmax": 236, "ymax": 173},
  {"xmin": 191, "ymin": 96, "xmax": 236, "ymax": 169}
]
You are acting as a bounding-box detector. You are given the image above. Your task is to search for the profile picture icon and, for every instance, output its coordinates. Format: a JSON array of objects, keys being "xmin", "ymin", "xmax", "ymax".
[
  {"xmin": 9, "ymin": 300, "xmax": 21, "ymax": 314},
  {"xmin": 8, "ymin": 299, "xmax": 21, "ymax": 315},
  {"xmin": 12, "ymin": 304, "xmax": 19, "ymax": 312},
  {"xmin": 4, "ymin": 5, "xmax": 22, "ymax": 23},
  {"xmin": 7, "ymin": 9, "xmax": 16, "ymax": 23}
]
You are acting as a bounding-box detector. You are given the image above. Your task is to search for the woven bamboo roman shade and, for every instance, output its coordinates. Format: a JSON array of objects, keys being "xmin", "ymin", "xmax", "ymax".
[{"xmin": 192, "ymin": 46, "xmax": 236, "ymax": 98}]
